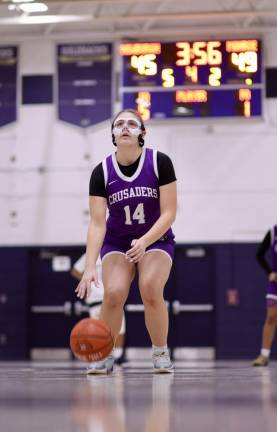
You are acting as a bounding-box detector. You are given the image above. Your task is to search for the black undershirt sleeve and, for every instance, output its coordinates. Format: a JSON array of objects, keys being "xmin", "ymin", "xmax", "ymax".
[
  {"xmin": 157, "ymin": 151, "xmax": 177, "ymax": 186},
  {"xmin": 89, "ymin": 163, "xmax": 107, "ymax": 197},
  {"xmin": 256, "ymin": 230, "xmax": 272, "ymax": 274}
]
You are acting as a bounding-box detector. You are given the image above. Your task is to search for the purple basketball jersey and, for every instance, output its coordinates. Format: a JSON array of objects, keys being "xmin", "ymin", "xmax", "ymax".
[
  {"xmin": 102, "ymin": 148, "xmax": 174, "ymax": 246},
  {"xmin": 267, "ymin": 225, "xmax": 277, "ymax": 305}
]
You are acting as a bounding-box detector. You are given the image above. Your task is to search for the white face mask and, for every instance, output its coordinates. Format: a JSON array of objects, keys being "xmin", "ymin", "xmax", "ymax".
[{"xmin": 113, "ymin": 118, "xmax": 142, "ymax": 137}]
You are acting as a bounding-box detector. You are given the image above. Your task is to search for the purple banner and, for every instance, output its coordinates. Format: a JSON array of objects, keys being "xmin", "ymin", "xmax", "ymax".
[
  {"xmin": 0, "ymin": 46, "xmax": 17, "ymax": 127},
  {"xmin": 57, "ymin": 43, "xmax": 112, "ymax": 128}
]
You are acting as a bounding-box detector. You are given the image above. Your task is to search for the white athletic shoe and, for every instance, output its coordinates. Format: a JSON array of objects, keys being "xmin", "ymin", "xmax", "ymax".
[
  {"xmin": 252, "ymin": 355, "xmax": 269, "ymax": 367},
  {"xmin": 152, "ymin": 350, "xmax": 174, "ymax": 373},
  {"xmin": 86, "ymin": 355, "xmax": 115, "ymax": 375}
]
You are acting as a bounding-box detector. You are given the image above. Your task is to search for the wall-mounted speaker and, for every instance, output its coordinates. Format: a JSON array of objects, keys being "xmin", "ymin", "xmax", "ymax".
[
  {"xmin": 266, "ymin": 68, "xmax": 277, "ymax": 98},
  {"xmin": 22, "ymin": 75, "xmax": 53, "ymax": 104}
]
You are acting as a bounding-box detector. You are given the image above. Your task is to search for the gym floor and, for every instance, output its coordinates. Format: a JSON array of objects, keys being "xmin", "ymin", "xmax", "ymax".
[{"xmin": 0, "ymin": 360, "xmax": 276, "ymax": 432}]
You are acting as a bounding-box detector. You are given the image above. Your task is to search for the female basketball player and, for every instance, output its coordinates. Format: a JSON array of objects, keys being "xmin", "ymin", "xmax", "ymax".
[
  {"xmin": 75, "ymin": 109, "xmax": 177, "ymax": 374},
  {"xmin": 253, "ymin": 225, "xmax": 277, "ymax": 366}
]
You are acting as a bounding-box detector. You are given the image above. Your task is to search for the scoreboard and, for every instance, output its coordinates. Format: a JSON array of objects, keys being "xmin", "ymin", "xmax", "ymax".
[{"xmin": 120, "ymin": 39, "xmax": 262, "ymax": 120}]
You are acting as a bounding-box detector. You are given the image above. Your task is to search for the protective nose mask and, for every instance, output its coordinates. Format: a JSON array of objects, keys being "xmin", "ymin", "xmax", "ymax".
[{"xmin": 113, "ymin": 119, "xmax": 141, "ymax": 137}]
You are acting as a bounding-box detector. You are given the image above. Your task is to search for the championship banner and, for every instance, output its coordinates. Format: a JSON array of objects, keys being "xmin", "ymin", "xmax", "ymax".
[
  {"xmin": 57, "ymin": 43, "xmax": 112, "ymax": 128},
  {"xmin": 0, "ymin": 46, "xmax": 17, "ymax": 127}
]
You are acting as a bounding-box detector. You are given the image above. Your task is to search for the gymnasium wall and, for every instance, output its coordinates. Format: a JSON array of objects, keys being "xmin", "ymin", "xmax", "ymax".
[
  {"xmin": 0, "ymin": 242, "xmax": 275, "ymax": 360},
  {"xmin": 0, "ymin": 33, "xmax": 277, "ymax": 245},
  {"xmin": 1, "ymin": 33, "xmax": 277, "ymax": 360}
]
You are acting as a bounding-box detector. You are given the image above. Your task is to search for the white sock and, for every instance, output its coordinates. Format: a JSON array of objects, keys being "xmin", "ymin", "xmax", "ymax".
[
  {"xmin": 152, "ymin": 344, "xmax": 168, "ymax": 354},
  {"xmin": 114, "ymin": 347, "xmax": 123, "ymax": 359},
  {"xmin": 261, "ymin": 348, "xmax": 270, "ymax": 358}
]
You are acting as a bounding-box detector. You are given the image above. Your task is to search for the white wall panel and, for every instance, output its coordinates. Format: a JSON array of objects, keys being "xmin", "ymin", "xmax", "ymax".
[
  {"xmin": 0, "ymin": 200, "xmax": 12, "ymax": 243},
  {"xmin": 263, "ymin": 33, "xmax": 277, "ymax": 67},
  {"xmin": 173, "ymin": 191, "xmax": 277, "ymax": 242},
  {"xmin": 11, "ymin": 170, "xmax": 90, "ymax": 196},
  {"xmin": 15, "ymin": 106, "xmax": 57, "ymax": 168},
  {"xmin": 0, "ymin": 36, "xmax": 277, "ymax": 245},
  {"xmin": 0, "ymin": 174, "xmax": 9, "ymax": 195},
  {"xmin": 20, "ymin": 40, "xmax": 55, "ymax": 75},
  {"xmin": 0, "ymin": 197, "xmax": 89, "ymax": 245}
]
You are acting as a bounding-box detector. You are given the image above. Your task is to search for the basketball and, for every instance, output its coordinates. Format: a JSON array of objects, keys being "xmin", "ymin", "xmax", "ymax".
[{"xmin": 70, "ymin": 318, "xmax": 114, "ymax": 362}]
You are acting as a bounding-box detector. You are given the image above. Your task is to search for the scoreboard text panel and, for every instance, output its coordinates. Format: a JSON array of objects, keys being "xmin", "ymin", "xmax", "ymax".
[{"xmin": 120, "ymin": 39, "xmax": 262, "ymax": 120}]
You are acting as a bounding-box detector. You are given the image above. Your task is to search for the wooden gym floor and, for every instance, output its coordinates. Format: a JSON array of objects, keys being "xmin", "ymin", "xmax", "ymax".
[{"xmin": 0, "ymin": 360, "xmax": 277, "ymax": 432}]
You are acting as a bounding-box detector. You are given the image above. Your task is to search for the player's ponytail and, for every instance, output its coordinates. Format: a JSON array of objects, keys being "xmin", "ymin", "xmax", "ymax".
[{"xmin": 138, "ymin": 134, "xmax": 144, "ymax": 147}]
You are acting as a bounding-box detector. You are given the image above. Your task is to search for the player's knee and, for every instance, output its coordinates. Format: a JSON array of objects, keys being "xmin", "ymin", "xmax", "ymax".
[
  {"xmin": 141, "ymin": 289, "xmax": 162, "ymax": 308},
  {"xmin": 104, "ymin": 289, "xmax": 125, "ymax": 308}
]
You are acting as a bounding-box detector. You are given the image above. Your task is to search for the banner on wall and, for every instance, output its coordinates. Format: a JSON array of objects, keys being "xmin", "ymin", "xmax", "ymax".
[
  {"xmin": 0, "ymin": 46, "xmax": 17, "ymax": 127},
  {"xmin": 57, "ymin": 43, "xmax": 112, "ymax": 128}
]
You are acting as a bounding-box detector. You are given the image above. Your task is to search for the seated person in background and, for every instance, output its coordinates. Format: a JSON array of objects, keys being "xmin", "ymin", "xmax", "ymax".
[
  {"xmin": 253, "ymin": 225, "xmax": 277, "ymax": 367},
  {"xmin": 71, "ymin": 254, "xmax": 126, "ymax": 365}
]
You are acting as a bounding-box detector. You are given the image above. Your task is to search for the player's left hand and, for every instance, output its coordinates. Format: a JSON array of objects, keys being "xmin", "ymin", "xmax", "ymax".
[{"xmin": 126, "ymin": 238, "xmax": 147, "ymax": 263}]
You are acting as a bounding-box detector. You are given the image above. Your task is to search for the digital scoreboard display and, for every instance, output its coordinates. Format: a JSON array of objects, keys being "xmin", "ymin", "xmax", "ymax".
[{"xmin": 120, "ymin": 39, "xmax": 262, "ymax": 120}]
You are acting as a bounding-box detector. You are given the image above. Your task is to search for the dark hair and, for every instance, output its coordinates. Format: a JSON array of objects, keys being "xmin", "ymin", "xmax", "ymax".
[{"xmin": 111, "ymin": 109, "xmax": 146, "ymax": 147}]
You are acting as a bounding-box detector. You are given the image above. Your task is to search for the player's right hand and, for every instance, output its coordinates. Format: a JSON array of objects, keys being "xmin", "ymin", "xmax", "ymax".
[
  {"xmin": 75, "ymin": 268, "xmax": 98, "ymax": 299},
  {"xmin": 269, "ymin": 272, "xmax": 277, "ymax": 283}
]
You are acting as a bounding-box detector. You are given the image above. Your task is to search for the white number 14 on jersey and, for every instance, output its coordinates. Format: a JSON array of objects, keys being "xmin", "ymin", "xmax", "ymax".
[{"xmin": 124, "ymin": 203, "xmax": 145, "ymax": 225}]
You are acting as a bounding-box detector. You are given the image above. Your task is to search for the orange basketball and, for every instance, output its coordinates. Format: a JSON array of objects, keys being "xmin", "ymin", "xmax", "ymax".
[{"xmin": 70, "ymin": 318, "xmax": 114, "ymax": 362}]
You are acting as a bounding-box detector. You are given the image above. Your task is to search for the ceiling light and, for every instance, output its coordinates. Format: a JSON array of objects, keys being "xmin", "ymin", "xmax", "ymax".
[
  {"xmin": 12, "ymin": 0, "xmax": 35, "ymax": 3},
  {"xmin": 19, "ymin": 2, "xmax": 48, "ymax": 13},
  {"xmin": 0, "ymin": 15, "xmax": 93, "ymax": 25}
]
